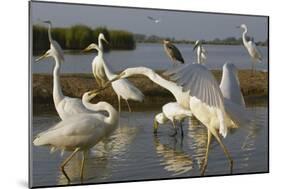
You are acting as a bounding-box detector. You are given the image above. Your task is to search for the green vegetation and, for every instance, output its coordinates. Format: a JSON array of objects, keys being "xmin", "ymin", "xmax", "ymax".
[
  {"xmin": 134, "ymin": 33, "xmax": 268, "ymax": 46},
  {"xmin": 33, "ymin": 24, "xmax": 135, "ymax": 53}
]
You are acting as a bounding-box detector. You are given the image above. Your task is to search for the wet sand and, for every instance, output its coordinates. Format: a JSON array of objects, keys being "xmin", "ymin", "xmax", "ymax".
[{"xmin": 32, "ymin": 70, "xmax": 268, "ymax": 112}]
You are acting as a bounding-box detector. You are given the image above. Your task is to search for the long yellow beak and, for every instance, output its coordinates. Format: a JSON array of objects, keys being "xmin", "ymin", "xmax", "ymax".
[
  {"xmin": 103, "ymin": 38, "xmax": 109, "ymax": 44},
  {"xmin": 35, "ymin": 52, "xmax": 48, "ymax": 62},
  {"xmin": 104, "ymin": 72, "xmax": 124, "ymax": 86},
  {"xmin": 86, "ymin": 72, "xmax": 124, "ymax": 98},
  {"xmin": 82, "ymin": 46, "xmax": 93, "ymax": 52}
]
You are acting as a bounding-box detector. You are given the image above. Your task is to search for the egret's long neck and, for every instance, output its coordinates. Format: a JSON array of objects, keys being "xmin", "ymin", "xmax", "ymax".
[
  {"xmin": 98, "ymin": 37, "xmax": 103, "ymax": 52},
  {"xmin": 127, "ymin": 67, "xmax": 182, "ymax": 99},
  {"xmin": 83, "ymin": 101, "xmax": 118, "ymax": 125},
  {"xmin": 53, "ymin": 56, "xmax": 64, "ymax": 105},
  {"xmin": 96, "ymin": 48, "xmax": 116, "ymax": 80},
  {"xmin": 242, "ymin": 28, "xmax": 248, "ymax": 45},
  {"xmin": 197, "ymin": 45, "xmax": 202, "ymax": 64},
  {"xmin": 47, "ymin": 23, "xmax": 53, "ymax": 42}
]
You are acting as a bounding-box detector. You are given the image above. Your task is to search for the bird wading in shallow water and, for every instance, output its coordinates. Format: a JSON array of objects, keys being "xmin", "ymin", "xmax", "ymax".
[
  {"xmin": 163, "ymin": 40, "xmax": 185, "ymax": 65},
  {"xmin": 33, "ymin": 89, "xmax": 118, "ymax": 183},
  {"xmin": 153, "ymin": 102, "xmax": 192, "ymax": 137},
  {"xmin": 237, "ymin": 24, "xmax": 263, "ymax": 75},
  {"xmin": 109, "ymin": 63, "xmax": 251, "ymax": 175}
]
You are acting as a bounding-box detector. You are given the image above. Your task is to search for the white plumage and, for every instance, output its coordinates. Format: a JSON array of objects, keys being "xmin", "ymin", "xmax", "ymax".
[
  {"xmin": 33, "ymin": 91, "xmax": 118, "ymax": 182},
  {"xmin": 220, "ymin": 62, "xmax": 245, "ymax": 107},
  {"xmin": 154, "ymin": 102, "xmax": 192, "ymax": 136},
  {"xmin": 194, "ymin": 40, "xmax": 207, "ymax": 64},
  {"xmin": 84, "ymin": 43, "xmax": 144, "ymax": 112},
  {"xmin": 238, "ymin": 24, "xmax": 263, "ymax": 73},
  {"xmin": 90, "ymin": 33, "xmax": 109, "ymax": 87},
  {"xmin": 164, "ymin": 62, "xmax": 251, "ymax": 175},
  {"xmin": 36, "ymin": 21, "xmax": 95, "ymax": 120}
]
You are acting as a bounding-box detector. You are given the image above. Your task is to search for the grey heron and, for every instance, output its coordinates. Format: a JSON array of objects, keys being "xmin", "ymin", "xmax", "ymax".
[{"xmin": 163, "ymin": 40, "xmax": 185, "ymax": 65}]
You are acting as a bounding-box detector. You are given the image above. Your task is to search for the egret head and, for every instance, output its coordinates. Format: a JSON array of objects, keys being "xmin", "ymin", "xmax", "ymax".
[
  {"xmin": 83, "ymin": 43, "xmax": 100, "ymax": 52},
  {"xmin": 43, "ymin": 20, "xmax": 52, "ymax": 27},
  {"xmin": 35, "ymin": 49, "xmax": 52, "ymax": 62},
  {"xmin": 163, "ymin": 40, "xmax": 170, "ymax": 45},
  {"xmin": 153, "ymin": 113, "xmax": 168, "ymax": 134},
  {"xmin": 35, "ymin": 42, "xmax": 64, "ymax": 63},
  {"xmin": 99, "ymin": 33, "xmax": 109, "ymax": 44},
  {"xmin": 237, "ymin": 24, "xmax": 247, "ymax": 30},
  {"xmin": 82, "ymin": 89, "xmax": 101, "ymax": 102},
  {"xmin": 193, "ymin": 40, "xmax": 201, "ymax": 51}
]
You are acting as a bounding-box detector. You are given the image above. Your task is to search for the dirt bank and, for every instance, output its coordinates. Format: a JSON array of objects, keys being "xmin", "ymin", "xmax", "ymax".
[{"xmin": 32, "ymin": 70, "xmax": 268, "ymax": 112}]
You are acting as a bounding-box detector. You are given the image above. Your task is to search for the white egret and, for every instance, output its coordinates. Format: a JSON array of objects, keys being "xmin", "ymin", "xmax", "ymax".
[
  {"xmin": 36, "ymin": 27, "xmax": 97, "ymax": 120},
  {"xmin": 83, "ymin": 43, "xmax": 144, "ymax": 112},
  {"xmin": 163, "ymin": 63, "xmax": 252, "ymax": 175},
  {"xmin": 43, "ymin": 21, "xmax": 64, "ymax": 62},
  {"xmin": 33, "ymin": 90, "xmax": 118, "ymax": 182},
  {"xmin": 237, "ymin": 24, "xmax": 263, "ymax": 74},
  {"xmin": 193, "ymin": 40, "xmax": 207, "ymax": 64},
  {"xmin": 90, "ymin": 33, "xmax": 109, "ymax": 87},
  {"xmin": 98, "ymin": 33, "xmax": 108, "ymax": 52},
  {"xmin": 154, "ymin": 102, "xmax": 192, "ymax": 136},
  {"xmin": 111, "ymin": 63, "xmax": 250, "ymax": 175},
  {"xmin": 163, "ymin": 40, "xmax": 185, "ymax": 65}
]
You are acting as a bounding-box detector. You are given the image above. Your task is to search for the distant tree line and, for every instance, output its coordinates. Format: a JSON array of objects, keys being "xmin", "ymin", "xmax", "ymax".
[
  {"xmin": 33, "ymin": 24, "xmax": 136, "ymax": 53},
  {"xmin": 134, "ymin": 33, "xmax": 268, "ymax": 46}
]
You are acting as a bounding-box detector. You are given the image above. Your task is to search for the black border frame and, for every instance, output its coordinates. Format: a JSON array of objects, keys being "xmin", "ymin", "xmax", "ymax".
[{"xmin": 28, "ymin": 1, "xmax": 270, "ymax": 188}]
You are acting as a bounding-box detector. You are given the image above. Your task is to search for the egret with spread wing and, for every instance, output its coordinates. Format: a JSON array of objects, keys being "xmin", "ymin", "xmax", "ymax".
[{"xmin": 110, "ymin": 63, "xmax": 250, "ymax": 175}]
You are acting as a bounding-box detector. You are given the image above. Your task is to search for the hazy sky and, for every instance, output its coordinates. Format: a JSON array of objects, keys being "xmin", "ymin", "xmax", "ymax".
[{"xmin": 30, "ymin": 1, "xmax": 268, "ymax": 41}]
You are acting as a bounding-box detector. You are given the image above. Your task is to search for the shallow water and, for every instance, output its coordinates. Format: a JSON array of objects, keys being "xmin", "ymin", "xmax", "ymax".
[
  {"xmin": 31, "ymin": 101, "xmax": 268, "ymax": 187},
  {"xmin": 32, "ymin": 43, "xmax": 268, "ymax": 73}
]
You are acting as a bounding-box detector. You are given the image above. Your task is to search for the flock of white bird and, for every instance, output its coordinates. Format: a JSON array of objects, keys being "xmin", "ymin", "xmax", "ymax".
[{"xmin": 33, "ymin": 20, "xmax": 262, "ymax": 182}]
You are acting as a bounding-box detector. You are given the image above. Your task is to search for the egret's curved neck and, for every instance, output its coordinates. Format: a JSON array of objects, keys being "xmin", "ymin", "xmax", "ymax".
[
  {"xmin": 53, "ymin": 56, "xmax": 64, "ymax": 105},
  {"xmin": 98, "ymin": 37, "xmax": 103, "ymax": 52},
  {"xmin": 242, "ymin": 27, "xmax": 248, "ymax": 45},
  {"xmin": 96, "ymin": 48, "xmax": 116, "ymax": 80},
  {"xmin": 47, "ymin": 23, "xmax": 53, "ymax": 42},
  {"xmin": 83, "ymin": 101, "xmax": 118, "ymax": 125},
  {"xmin": 126, "ymin": 67, "xmax": 182, "ymax": 99}
]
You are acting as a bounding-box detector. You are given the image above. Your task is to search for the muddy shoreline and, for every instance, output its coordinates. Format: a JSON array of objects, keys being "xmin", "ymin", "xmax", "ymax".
[{"xmin": 32, "ymin": 70, "xmax": 268, "ymax": 113}]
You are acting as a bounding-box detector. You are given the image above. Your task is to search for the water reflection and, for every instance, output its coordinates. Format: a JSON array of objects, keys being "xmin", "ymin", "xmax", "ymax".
[
  {"xmin": 153, "ymin": 135, "xmax": 193, "ymax": 176},
  {"xmin": 32, "ymin": 103, "xmax": 268, "ymax": 187},
  {"xmin": 186, "ymin": 117, "xmax": 207, "ymax": 169},
  {"xmin": 240, "ymin": 107, "xmax": 266, "ymax": 170},
  {"xmin": 57, "ymin": 119, "xmax": 140, "ymax": 185},
  {"xmin": 92, "ymin": 122, "xmax": 139, "ymax": 159},
  {"xmin": 57, "ymin": 152, "xmax": 110, "ymax": 185}
]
